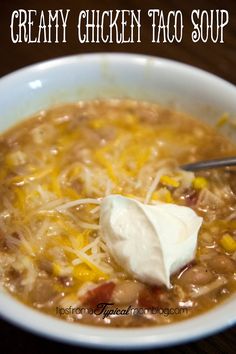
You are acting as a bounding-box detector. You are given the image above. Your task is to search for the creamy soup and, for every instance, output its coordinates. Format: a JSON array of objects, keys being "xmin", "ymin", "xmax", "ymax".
[{"xmin": 0, "ymin": 99, "xmax": 236, "ymax": 327}]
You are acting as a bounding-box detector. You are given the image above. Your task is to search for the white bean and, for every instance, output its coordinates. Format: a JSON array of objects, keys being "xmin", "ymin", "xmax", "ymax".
[{"xmin": 112, "ymin": 281, "xmax": 144, "ymax": 305}]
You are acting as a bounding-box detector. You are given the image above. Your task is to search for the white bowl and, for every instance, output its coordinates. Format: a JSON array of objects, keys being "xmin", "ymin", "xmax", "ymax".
[{"xmin": 0, "ymin": 53, "xmax": 235, "ymax": 349}]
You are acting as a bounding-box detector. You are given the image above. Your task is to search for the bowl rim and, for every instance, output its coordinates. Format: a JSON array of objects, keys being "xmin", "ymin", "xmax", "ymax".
[
  {"xmin": 0, "ymin": 289, "xmax": 235, "ymax": 350},
  {"xmin": 0, "ymin": 52, "xmax": 235, "ymax": 92},
  {"xmin": 0, "ymin": 52, "xmax": 235, "ymax": 349}
]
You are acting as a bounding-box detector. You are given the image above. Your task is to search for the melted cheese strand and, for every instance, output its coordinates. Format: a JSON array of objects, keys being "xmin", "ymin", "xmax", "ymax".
[
  {"xmin": 56, "ymin": 198, "xmax": 101, "ymax": 211},
  {"xmin": 144, "ymin": 168, "xmax": 170, "ymax": 204}
]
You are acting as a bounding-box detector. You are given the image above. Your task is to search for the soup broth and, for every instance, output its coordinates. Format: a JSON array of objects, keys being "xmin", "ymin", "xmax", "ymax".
[{"xmin": 0, "ymin": 99, "xmax": 236, "ymax": 327}]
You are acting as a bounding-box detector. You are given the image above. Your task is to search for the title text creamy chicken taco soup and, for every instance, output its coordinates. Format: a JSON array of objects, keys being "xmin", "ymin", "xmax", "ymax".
[{"xmin": 0, "ymin": 99, "xmax": 236, "ymax": 327}]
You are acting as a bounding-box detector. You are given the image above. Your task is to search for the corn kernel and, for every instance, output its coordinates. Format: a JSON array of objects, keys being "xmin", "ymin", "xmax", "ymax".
[
  {"xmin": 220, "ymin": 234, "xmax": 236, "ymax": 253},
  {"xmin": 216, "ymin": 113, "xmax": 229, "ymax": 127},
  {"xmin": 152, "ymin": 191, "xmax": 159, "ymax": 201},
  {"xmin": 122, "ymin": 114, "xmax": 138, "ymax": 127},
  {"xmin": 89, "ymin": 118, "xmax": 105, "ymax": 129},
  {"xmin": 123, "ymin": 193, "xmax": 137, "ymax": 199},
  {"xmin": 165, "ymin": 190, "xmax": 174, "ymax": 203},
  {"xmin": 53, "ymin": 263, "xmax": 63, "ymax": 276},
  {"xmin": 154, "ymin": 188, "xmax": 174, "ymax": 203},
  {"xmin": 193, "ymin": 177, "xmax": 208, "ymax": 190},
  {"xmin": 160, "ymin": 175, "xmax": 180, "ymax": 188}
]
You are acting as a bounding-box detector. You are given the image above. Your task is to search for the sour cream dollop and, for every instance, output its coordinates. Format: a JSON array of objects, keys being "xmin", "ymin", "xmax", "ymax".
[{"xmin": 100, "ymin": 195, "xmax": 203, "ymax": 288}]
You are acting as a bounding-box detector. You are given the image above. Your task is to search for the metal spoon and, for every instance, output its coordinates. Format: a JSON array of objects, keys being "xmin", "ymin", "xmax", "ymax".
[{"xmin": 181, "ymin": 156, "xmax": 236, "ymax": 172}]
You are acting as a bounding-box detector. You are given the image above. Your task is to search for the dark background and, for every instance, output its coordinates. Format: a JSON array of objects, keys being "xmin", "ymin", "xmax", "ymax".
[
  {"xmin": 0, "ymin": 0, "xmax": 235, "ymax": 353},
  {"xmin": 0, "ymin": 0, "xmax": 235, "ymax": 84}
]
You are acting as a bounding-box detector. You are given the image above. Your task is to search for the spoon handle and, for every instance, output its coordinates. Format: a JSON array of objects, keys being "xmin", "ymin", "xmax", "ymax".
[{"xmin": 181, "ymin": 156, "xmax": 236, "ymax": 172}]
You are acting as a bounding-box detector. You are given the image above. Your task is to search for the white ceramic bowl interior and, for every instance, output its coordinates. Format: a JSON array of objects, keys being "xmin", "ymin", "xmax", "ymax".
[{"xmin": 0, "ymin": 53, "xmax": 235, "ymax": 349}]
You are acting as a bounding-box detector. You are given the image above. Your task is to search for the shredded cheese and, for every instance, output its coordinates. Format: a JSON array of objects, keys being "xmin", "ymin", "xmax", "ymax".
[{"xmin": 1, "ymin": 102, "xmax": 206, "ymax": 295}]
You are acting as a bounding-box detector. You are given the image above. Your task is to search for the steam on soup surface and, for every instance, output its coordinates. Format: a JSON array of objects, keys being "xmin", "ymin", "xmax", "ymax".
[{"xmin": 0, "ymin": 99, "xmax": 236, "ymax": 327}]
